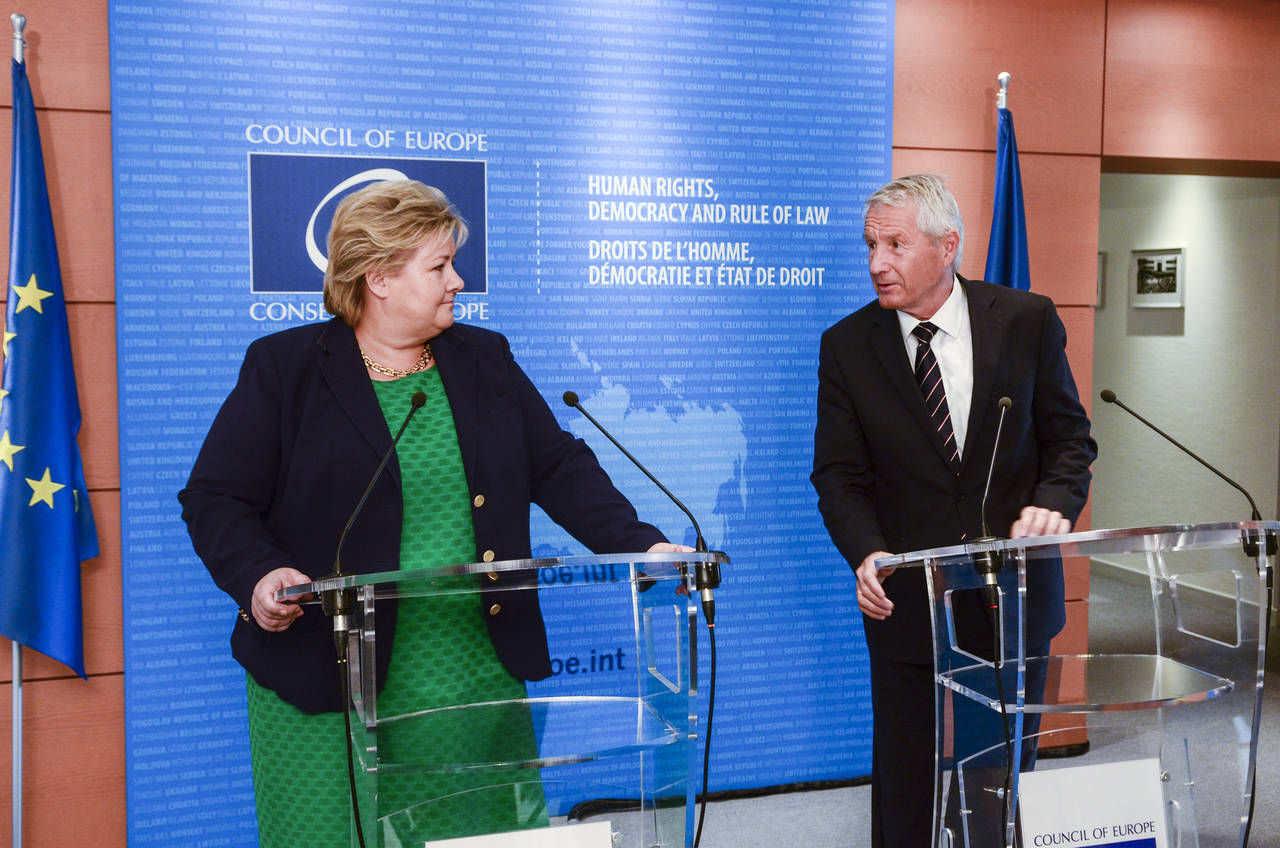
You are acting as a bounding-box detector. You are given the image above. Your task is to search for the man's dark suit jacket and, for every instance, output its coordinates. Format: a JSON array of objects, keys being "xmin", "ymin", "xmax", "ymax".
[
  {"xmin": 811, "ymin": 278, "xmax": 1097, "ymax": 662},
  {"xmin": 180, "ymin": 318, "xmax": 665, "ymax": 713}
]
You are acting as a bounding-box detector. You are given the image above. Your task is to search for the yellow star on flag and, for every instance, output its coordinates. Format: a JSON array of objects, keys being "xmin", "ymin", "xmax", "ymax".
[
  {"xmin": 12, "ymin": 273, "xmax": 54, "ymax": 314},
  {"xmin": 0, "ymin": 429, "xmax": 24, "ymax": 471},
  {"xmin": 2, "ymin": 329, "xmax": 14, "ymax": 355},
  {"xmin": 26, "ymin": 467, "xmax": 65, "ymax": 508}
]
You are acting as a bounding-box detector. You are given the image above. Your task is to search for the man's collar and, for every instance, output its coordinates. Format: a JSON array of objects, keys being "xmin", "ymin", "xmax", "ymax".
[{"xmin": 897, "ymin": 275, "xmax": 966, "ymax": 338}]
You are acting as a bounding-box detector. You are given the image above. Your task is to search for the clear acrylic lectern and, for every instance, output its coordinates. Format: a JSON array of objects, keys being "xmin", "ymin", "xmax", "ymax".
[
  {"xmin": 279, "ymin": 550, "xmax": 726, "ymax": 848},
  {"xmin": 878, "ymin": 521, "xmax": 1277, "ymax": 848}
]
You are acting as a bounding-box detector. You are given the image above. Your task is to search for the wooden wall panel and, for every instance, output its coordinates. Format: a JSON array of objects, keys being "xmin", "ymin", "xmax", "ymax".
[
  {"xmin": 0, "ymin": 109, "xmax": 115, "ymax": 303},
  {"xmin": 1062, "ymin": 306, "xmax": 1096, "ymax": 535},
  {"xmin": 894, "ymin": 0, "xmax": 1106, "ymax": 156},
  {"xmin": 889, "ymin": 149, "xmax": 1100, "ymax": 306},
  {"xmin": 1060, "ymin": 305, "xmax": 1095, "ymax": 412},
  {"xmin": 1104, "ymin": 0, "xmax": 1280, "ymax": 162},
  {"xmin": 1041, "ymin": 598, "xmax": 1089, "ymax": 747},
  {"xmin": 0, "ymin": 0, "xmax": 111, "ymax": 112},
  {"xmin": 0, "ymin": 674, "xmax": 125, "ymax": 847}
]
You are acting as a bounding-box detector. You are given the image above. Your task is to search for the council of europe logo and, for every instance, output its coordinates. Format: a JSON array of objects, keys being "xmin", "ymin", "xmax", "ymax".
[{"xmin": 248, "ymin": 152, "xmax": 488, "ymax": 294}]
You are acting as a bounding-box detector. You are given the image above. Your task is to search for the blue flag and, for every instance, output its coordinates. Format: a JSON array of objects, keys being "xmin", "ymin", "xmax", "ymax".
[
  {"xmin": 0, "ymin": 59, "xmax": 98, "ymax": 678},
  {"xmin": 983, "ymin": 107, "xmax": 1030, "ymax": 290}
]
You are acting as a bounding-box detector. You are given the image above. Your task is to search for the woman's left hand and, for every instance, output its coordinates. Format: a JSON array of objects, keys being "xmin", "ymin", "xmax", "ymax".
[{"xmin": 647, "ymin": 542, "xmax": 695, "ymax": 554}]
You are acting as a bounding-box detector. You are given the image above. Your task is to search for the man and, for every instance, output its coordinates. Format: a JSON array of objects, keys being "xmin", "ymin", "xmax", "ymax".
[{"xmin": 811, "ymin": 174, "xmax": 1096, "ymax": 847}]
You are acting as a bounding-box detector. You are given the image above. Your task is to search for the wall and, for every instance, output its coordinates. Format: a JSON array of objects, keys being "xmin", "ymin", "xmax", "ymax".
[
  {"xmin": 3, "ymin": 0, "xmax": 1280, "ymax": 844},
  {"xmin": 1093, "ymin": 174, "xmax": 1280, "ymax": 531}
]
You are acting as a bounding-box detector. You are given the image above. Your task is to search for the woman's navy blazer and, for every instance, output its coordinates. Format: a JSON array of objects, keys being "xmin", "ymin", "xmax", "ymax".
[{"xmin": 180, "ymin": 318, "xmax": 666, "ymax": 713}]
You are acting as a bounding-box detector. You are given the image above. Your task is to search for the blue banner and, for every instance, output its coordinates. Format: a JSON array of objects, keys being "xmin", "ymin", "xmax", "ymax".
[
  {"xmin": 110, "ymin": 1, "xmax": 893, "ymax": 841},
  {"xmin": 0, "ymin": 59, "xmax": 98, "ymax": 678}
]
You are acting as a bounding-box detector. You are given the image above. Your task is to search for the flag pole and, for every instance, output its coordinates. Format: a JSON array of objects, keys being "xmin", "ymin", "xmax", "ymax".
[
  {"xmin": 9, "ymin": 16, "xmax": 26, "ymax": 848},
  {"xmin": 10, "ymin": 640, "xmax": 20, "ymax": 848},
  {"xmin": 997, "ymin": 70, "xmax": 1010, "ymax": 110}
]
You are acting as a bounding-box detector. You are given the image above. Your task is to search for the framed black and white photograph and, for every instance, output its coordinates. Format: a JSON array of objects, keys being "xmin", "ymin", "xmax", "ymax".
[{"xmin": 1130, "ymin": 248, "xmax": 1184, "ymax": 308}]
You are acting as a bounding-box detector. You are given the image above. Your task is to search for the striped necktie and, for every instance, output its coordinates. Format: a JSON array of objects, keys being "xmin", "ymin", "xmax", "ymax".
[{"xmin": 912, "ymin": 321, "xmax": 960, "ymax": 473}]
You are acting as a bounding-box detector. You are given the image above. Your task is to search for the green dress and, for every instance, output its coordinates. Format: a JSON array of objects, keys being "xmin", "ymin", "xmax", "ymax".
[{"xmin": 246, "ymin": 367, "xmax": 546, "ymax": 847}]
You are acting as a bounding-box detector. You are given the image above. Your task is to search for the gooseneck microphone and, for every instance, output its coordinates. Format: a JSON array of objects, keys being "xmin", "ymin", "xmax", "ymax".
[
  {"xmin": 562, "ymin": 390, "xmax": 720, "ymax": 625},
  {"xmin": 1100, "ymin": 389, "xmax": 1275, "ymax": 557},
  {"xmin": 973, "ymin": 396, "xmax": 1015, "ymax": 846},
  {"xmin": 324, "ymin": 388, "xmax": 424, "ymax": 848},
  {"xmin": 324, "ymin": 390, "xmax": 428, "ymax": 657},
  {"xmin": 973, "ymin": 396, "xmax": 1014, "ymax": 609}
]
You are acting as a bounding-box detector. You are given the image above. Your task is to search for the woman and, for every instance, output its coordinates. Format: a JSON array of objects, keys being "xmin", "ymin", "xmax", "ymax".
[{"xmin": 179, "ymin": 179, "xmax": 686, "ymax": 846}]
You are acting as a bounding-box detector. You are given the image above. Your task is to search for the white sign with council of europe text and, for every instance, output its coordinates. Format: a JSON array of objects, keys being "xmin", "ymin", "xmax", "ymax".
[{"xmin": 1019, "ymin": 758, "xmax": 1168, "ymax": 848}]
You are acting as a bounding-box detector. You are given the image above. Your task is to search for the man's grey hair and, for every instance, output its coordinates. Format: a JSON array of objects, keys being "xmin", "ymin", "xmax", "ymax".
[{"xmin": 864, "ymin": 173, "xmax": 964, "ymax": 272}]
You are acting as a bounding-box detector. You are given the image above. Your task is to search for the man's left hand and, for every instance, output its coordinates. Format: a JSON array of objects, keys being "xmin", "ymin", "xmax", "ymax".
[
  {"xmin": 1009, "ymin": 506, "xmax": 1071, "ymax": 538},
  {"xmin": 648, "ymin": 542, "xmax": 695, "ymax": 553}
]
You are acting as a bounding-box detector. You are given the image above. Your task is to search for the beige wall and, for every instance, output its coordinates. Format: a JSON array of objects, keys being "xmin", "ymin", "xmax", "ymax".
[{"xmin": 3, "ymin": 1, "xmax": 1279, "ymax": 843}]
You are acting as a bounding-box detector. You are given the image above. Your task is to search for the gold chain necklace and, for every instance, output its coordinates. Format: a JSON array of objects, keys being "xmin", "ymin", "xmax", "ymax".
[{"xmin": 360, "ymin": 342, "xmax": 432, "ymax": 378}]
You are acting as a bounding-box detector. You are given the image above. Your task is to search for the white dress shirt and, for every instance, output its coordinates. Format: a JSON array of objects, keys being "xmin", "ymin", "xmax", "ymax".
[{"xmin": 897, "ymin": 277, "xmax": 973, "ymax": 457}]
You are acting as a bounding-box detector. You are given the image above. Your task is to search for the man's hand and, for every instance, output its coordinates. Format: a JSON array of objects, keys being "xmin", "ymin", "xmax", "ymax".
[
  {"xmin": 856, "ymin": 550, "xmax": 895, "ymax": 620},
  {"xmin": 1009, "ymin": 506, "xmax": 1071, "ymax": 538},
  {"xmin": 250, "ymin": 567, "xmax": 312, "ymax": 632},
  {"xmin": 647, "ymin": 542, "xmax": 696, "ymax": 554}
]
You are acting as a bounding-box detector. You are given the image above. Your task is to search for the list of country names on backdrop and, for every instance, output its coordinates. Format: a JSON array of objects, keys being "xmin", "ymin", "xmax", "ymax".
[{"xmin": 110, "ymin": 0, "xmax": 892, "ymax": 842}]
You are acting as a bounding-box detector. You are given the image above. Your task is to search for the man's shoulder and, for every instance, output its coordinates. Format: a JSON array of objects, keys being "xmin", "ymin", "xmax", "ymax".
[{"xmin": 963, "ymin": 277, "xmax": 1054, "ymax": 314}]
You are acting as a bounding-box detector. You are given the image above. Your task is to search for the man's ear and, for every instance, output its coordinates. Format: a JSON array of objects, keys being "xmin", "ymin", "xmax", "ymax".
[{"xmin": 941, "ymin": 229, "xmax": 960, "ymax": 267}]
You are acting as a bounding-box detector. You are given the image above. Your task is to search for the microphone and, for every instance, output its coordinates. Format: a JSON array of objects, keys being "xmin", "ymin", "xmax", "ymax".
[
  {"xmin": 323, "ymin": 390, "xmax": 428, "ymax": 658},
  {"xmin": 1100, "ymin": 389, "xmax": 1275, "ymax": 557},
  {"xmin": 972, "ymin": 396, "xmax": 1014, "ymax": 609},
  {"xmin": 562, "ymin": 390, "xmax": 720, "ymax": 625}
]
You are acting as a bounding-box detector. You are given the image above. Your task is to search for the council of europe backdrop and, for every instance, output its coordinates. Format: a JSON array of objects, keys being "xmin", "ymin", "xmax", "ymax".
[{"xmin": 109, "ymin": 1, "xmax": 892, "ymax": 842}]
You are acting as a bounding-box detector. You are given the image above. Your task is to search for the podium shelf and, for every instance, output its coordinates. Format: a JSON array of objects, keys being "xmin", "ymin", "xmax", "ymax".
[
  {"xmin": 370, "ymin": 696, "xmax": 683, "ymax": 774},
  {"xmin": 940, "ymin": 653, "xmax": 1234, "ymax": 713}
]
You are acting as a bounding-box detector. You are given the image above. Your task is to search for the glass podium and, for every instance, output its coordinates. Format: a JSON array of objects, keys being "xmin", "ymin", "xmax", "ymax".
[
  {"xmin": 877, "ymin": 521, "xmax": 1278, "ymax": 848},
  {"xmin": 278, "ymin": 550, "xmax": 727, "ymax": 848}
]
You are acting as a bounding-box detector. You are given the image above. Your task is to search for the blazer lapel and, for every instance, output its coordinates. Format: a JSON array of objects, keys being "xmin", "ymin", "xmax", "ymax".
[
  {"xmin": 869, "ymin": 307, "xmax": 957, "ymax": 469},
  {"xmin": 961, "ymin": 278, "xmax": 1004, "ymax": 477},
  {"xmin": 316, "ymin": 318, "xmax": 402, "ymax": 486},
  {"xmin": 430, "ymin": 326, "xmax": 479, "ymax": 484}
]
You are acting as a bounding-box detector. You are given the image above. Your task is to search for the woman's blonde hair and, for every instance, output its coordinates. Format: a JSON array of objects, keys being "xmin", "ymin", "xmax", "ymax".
[{"xmin": 323, "ymin": 179, "xmax": 469, "ymax": 325}]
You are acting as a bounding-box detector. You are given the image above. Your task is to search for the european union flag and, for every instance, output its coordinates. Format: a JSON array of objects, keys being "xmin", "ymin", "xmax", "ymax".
[
  {"xmin": 983, "ymin": 107, "xmax": 1031, "ymax": 290},
  {"xmin": 0, "ymin": 59, "xmax": 98, "ymax": 678}
]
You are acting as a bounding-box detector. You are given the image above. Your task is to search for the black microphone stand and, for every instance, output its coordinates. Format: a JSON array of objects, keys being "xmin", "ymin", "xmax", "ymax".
[
  {"xmin": 969, "ymin": 397, "xmax": 1017, "ymax": 846},
  {"xmin": 561, "ymin": 391, "xmax": 720, "ymax": 623}
]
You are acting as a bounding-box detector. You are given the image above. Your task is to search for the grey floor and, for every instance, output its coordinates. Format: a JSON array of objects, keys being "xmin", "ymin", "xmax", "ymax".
[{"xmin": 684, "ymin": 567, "xmax": 1280, "ymax": 848}]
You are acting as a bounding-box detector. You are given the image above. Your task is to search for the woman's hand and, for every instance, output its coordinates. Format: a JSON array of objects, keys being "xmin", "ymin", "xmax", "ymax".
[{"xmin": 250, "ymin": 567, "xmax": 312, "ymax": 632}]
